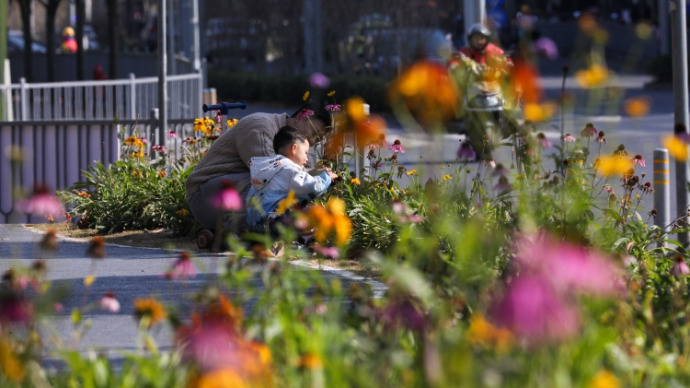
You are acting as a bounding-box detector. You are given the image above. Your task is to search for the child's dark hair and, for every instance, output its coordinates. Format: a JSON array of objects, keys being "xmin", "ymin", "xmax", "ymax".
[
  {"xmin": 291, "ymin": 100, "xmax": 331, "ymax": 126},
  {"xmin": 273, "ymin": 125, "xmax": 307, "ymax": 154}
]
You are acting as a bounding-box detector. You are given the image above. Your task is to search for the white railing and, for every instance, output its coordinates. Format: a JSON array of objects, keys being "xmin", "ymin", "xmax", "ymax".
[{"xmin": 0, "ymin": 73, "xmax": 202, "ymax": 122}]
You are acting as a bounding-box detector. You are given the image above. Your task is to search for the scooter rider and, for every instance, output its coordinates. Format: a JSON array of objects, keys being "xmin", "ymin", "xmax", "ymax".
[{"xmin": 459, "ymin": 23, "xmax": 507, "ymax": 65}]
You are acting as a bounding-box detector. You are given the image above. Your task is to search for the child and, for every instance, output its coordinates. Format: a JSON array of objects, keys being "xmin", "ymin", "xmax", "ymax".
[{"xmin": 246, "ymin": 125, "xmax": 338, "ymax": 233}]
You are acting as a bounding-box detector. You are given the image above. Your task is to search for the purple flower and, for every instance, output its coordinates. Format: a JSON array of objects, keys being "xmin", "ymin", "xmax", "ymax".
[
  {"xmin": 325, "ymin": 103, "xmax": 342, "ymax": 112},
  {"xmin": 491, "ymin": 163, "xmax": 508, "ymax": 177},
  {"xmin": 166, "ymin": 131, "xmax": 178, "ymax": 138},
  {"xmin": 309, "ymin": 72, "xmax": 330, "ymax": 89},
  {"xmin": 17, "ymin": 184, "xmax": 65, "ymax": 218},
  {"xmin": 297, "ymin": 109, "xmax": 315, "ymax": 121},
  {"xmin": 534, "ymin": 37, "xmax": 559, "ymax": 60},
  {"xmin": 563, "ymin": 133, "xmax": 576, "ymax": 142},
  {"xmin": 99, "ymin": 292, "xmax": 121, "ymax": 312},
  {"xmin": 537, "ymin": 133, "xmax": 553, "ymax": 148},
  {"xmin": 210, "ymin": 180, "xmax": 242, "ymax": 211},
  {"xmin": 595, "ymin": 131, "xmax": 606, "ymax": 143},
  {"xmin": 490, "ymin": 275, "xmax": 579, "ymax": 343},
  {"xmin": 166, "ymin": 252, "xmax": 197, "ymax": 279},
  {"xmin": 581, "ymin": 123, "xmax": 598, "ymax": 138},
  {"xmin": 494, "ymin": 176, "xmax": 512, "ymax": 193},
  {"xmin": 0, "ymin": 292, "xmax": 32, "ymax": 323},
  {"xmin": 392, "ymin": 199, "xmax": 423, "ymax": 223},
  {"xmin": 671, "ymin": 255, "xmax": 690, "ymax": 276},
  {"xmin": 379, "ymin": 297, "xmax": 427, "ymax": 332},
  {"xmin": 389, "ymin": 139, "xmax": 405, "ymax": 154},
  {"xmin": 456, "ymin": 141, "xmax": 476, "ymax": 161}
]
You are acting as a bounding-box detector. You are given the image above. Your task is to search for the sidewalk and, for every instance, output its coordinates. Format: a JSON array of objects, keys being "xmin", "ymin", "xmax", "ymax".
[{"xmin": 0, "ymin": 224, "xmax": 386, "ymax": 356}]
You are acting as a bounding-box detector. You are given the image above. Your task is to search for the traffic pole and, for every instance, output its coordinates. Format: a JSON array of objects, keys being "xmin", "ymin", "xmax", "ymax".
[
  {"xmin": 654, "ymin": 149, "xmax": 671, "ymax": 233},
  {"xmin": 671, "ymin": 0, "xmax": 690, "ymax": 245}
]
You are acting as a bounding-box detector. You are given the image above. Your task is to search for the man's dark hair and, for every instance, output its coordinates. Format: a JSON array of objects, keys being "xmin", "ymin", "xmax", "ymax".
[
  {"xmin": 291, "ymin": 100, "xmax": 331, "ymax": 127},
  {"xmin": 273, "ymin": 125, "xmax": 308, "ymax": 154}
]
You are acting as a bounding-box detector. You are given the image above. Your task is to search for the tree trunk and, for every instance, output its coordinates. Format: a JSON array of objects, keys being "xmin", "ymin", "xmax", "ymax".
[
  {"xmin": 45, "ymin": 0, "xmax": 62, "ymax": 82},
  {"xmin": 19, "ymin": 0, "xmax": 33, "ymax": 82},
  {"xmin": 107, "ymin": 0, "xmax": 119, "ymax": 79}
]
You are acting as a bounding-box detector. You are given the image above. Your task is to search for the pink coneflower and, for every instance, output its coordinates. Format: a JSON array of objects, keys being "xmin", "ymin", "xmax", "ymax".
[
  {"xmin": 392, "ymin": 199, "xmax": 423, "ymax": 223},
  {"xmin": 641, "ymin": 182, "xmax": 654, "ymax": 193},
  {"xmin": 166, "ymin": 131, "xmax": 178, "ymax": 138},
  {"xmin": 166, "ymin": 252, "xmax": 197, "ymax": 279},
  {"xmin": 389, "ymin": 139, "xmax": 405, "ymax": 153},
  {"xmin": 99, "ymin": 292, "xmax": 121, "ymax": 312},
  {"xmin": 534, "ymin": 36, "xmax": 559, "ymax": 60},
  {"xmin": 580, "ymin": 123, "xmax": 598, "ymax": 138},
  {"xmin": 595, "ymin": 131, "xmax": 606, "ymax": 143},
  {"xmin": 17, "ymin": 184, "xmax": 65, "ymax": 218},
  {"xmin": 632, "ymin": 154, "xmax": 646, "ymax": 167},
  {"xmin": 456, "ymin": 141, "xmax": 476, "ymax": 161},
  {"xmin": 325, "ymin": 104, "xmax": 342, "ymax": 112},
  {"xmin": 152, "ymin": 144, "xmax": 167, "ymax": 154},
  {"xmin": 604, "ymin": 186, "xmax": 615, "ymax": 195},
  {"xmin": 671, "ymin": 255, "xmax": 690, "ymax": 276},
  {"xmin": 309, "ymin": 72, "xmax": 330, "ymax": 89},
  {"xmin": 512, "ymin": 232, "xmax": 623, "ymax": 296},
  {"xmin": 210, "ymin": 180, "xmax": 242, "ymax": 211},
  {"xmin": 490, "ymin": 275, "xmax": 579, "ymax": 343},
  {"xmin": 370, "ymin": 134, "xmax": 388, "ymax": 148},
  {"xmin": 563, "ymin": 133, "xmax": 576, "ymax": 142},
  {"xmin": 536, "ymin": 132, "xmax": 553, "ymax": 148},
  {"xmin": 482, "ymin": 158, "xmax": 497, "ymax": 169},
  {"xmin": 297, "ymin": 109, "xmax": 315, "ymax": 120},
  {"xmin": 216, "ymin": 114, "xmax": 222, "ymax": 123},
  {"xmin": 312, "ymin": 243, "xmax": 339, "ymax": 260},
  {"xmin": 494, "ymin": 176, "xmax": 512, "ymax": 193}
]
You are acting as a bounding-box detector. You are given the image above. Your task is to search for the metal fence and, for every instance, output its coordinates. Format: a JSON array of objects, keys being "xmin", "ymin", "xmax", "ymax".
[
  {"xmin": 0, "ymin": 118, "xmax": 195, "ymax": 224},
  {"xmin": 0, "ymin": 73, "xmax": 203, "ymax": 223},
  {"xmin": 0, "ymin": 73, "xmax": 202, "ymax": 122}
]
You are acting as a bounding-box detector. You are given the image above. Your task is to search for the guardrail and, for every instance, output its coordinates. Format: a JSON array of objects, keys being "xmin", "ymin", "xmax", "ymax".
[{"xmin": 0, "ymin": 73, "xmax": 202, "ymax": 122}]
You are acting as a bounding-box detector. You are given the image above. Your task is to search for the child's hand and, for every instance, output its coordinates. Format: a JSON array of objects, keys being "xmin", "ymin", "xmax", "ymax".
[{"xmin": 328, "ymin": 171, "xmax": 338, "ymax": 181}]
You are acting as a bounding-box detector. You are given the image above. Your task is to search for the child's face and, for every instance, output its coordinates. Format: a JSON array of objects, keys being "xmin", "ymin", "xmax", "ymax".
[{"xmin": 288, "ymin": 139, "xmax": 310, "ymax": 167}]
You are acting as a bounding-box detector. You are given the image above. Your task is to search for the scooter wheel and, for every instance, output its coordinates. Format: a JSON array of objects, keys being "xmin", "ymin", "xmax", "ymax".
[{"xmin": 196, "ymin": 229, "xmax": 214, "ymax": 250}]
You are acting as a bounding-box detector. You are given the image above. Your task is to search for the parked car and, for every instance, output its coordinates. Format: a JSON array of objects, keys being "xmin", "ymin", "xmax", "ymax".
[{"xmin": 7, "ymin": 30, "xmax": 48, "ymax": 53}]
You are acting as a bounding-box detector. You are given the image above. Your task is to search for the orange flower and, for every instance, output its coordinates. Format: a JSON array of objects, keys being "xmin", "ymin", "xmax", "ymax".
[
  {"xmin": 276, "ymin": 190, "xmax": 297, "ymax": 215},
  {"xmin": 389, "ymin": 60, "xmax": 459, "ymax": 125},
  {"xmin": 595, "ymin": 155, "xmax": 634, "ymax": 177},
  {"xmin": 509, "ymin": 60, "xmax": 542, "ymax": 104},
  {"xmin": 623, "ymin": 96, "xmax": 651, "ymax": 118},
  {"xmin": 133, "ymin": 297, "xmax": 167, "ymax": 327},
  {"xmin": 298, "ymin": 352, "xmax": 324, "ymax": 370},
  {"xmin": 662, "ymin": 134, "xmax": 689, "ymax": 161},
  {"xmin": 196, "ymin": 369, "xmax": 247, "ymax": 388},
  {"xmin": 575, "ymin": 64, "xmax": 608, "ymax": 88},
  {"xmin": 306, "ymin": 197, "xmax": 352, "ymax": 247},
  {"xmin": 467, "ymin": 314, "xmax": 513, "ymax": 353},
  {"xmin": 523, "ymin": 101, "xmax": 558, "ymax": 122}
]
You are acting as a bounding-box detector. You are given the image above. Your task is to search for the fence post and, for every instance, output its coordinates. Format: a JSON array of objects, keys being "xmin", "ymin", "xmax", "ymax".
[
  {"xmin": 129, "ymin": 73, "xmax": 136, "ymax": 120},
  {"xmin": 654, "ymin": 148, "xmax": 671, "ymax": 234},
  {"xmin": 19, "ymin": 77, "xmax": 27, "ymax": 121}
]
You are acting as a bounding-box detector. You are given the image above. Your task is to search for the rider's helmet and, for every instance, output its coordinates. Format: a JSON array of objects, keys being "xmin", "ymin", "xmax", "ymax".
[
  {"xmin": 467, "ymin": 23, "xmax": 491, "ymax": 52},
  {"xmin": 62, "ymin": 26, "xmax": 75, "ymax": 37}
]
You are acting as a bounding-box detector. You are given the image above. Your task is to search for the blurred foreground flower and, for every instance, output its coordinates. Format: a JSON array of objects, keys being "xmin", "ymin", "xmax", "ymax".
[
  {"xmin": 177, "ymin": 295, "xmax": 272, "ymax": 386},
  {"xmin": 17, "ymin": 183, "xmax": 65, "ymax": 219},
  {"xmin": 0, "ymin": 337, "xmax": 25, "ymax": 383},
  {"xmin": 166, "ymin": 251, "xmax": 197, "ymax": 280},
  {"xmin": 210, "ymin": 180, "xmax": 242, "ymax": 211},
  {"xmin": 99, "ymin": 292, "xmax": 121, "ymax": 312},
  {"xmin": 523, "ymin": 101, "xmax": 557, "ymax": 122},
  {"xmin": 662, "ymin": 134, "xmax": 689, "ymax": 161},
  {"xmin": 456, "ymin": 141, "xmax": 476, "ymax": 161},
  {"xmin": 595, "ymin": 155, "xmax": 634, "ymax": 177},
  {"xmin": 589, "ymin": 369, "xmax": 620, "ymax": 388},
  {"xmin": 388, "ymin": 60, "xmax": 459, "ymax": 126},
  {"xmin": 623, "ymin": 96, "xmax": 651, "ymax": 117},
  {"xmin": 490, "ymin": 232, "xmax": 622, "ymax": 344},
  {"xmin": 303, "ymin": 197, "xmax": 352, "ymax": 247}
]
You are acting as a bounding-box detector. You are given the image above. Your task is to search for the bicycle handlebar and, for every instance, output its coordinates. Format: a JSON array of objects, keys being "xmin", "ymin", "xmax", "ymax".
[{"xmin": 202, "ymin": 101, "xmax": 247, "ymax": 115}]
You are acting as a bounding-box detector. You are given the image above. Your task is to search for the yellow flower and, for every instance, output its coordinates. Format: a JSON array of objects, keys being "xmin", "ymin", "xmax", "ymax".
[
  {"xmin": 326, "ymin": 197, "xmax": 346, "ymax": 216},
  {"xmin": 350, "ymin": 177, "xmax": 361, "ymax": 186},
  {"xmin": 595, "ymin": 155, "xmax": 633, "ymax": 177},
  {"xmin": 523, "ymin": 101, "xmax": 558, "ymax": 122},
  {"xmin": 662, "ymin": 134, "xmax": 689, "ymax": 161},
  {"xmin": 333, "ymin": 214, "xmax": 352, "ymax": 247},
  {"xmin": 0, "ymin": 337, "xmax": 25, "ymax": 383},
  {"xmin": 176, "ymin": 208, "xmax": 189, "ymax": 218},
  {"xmin": 303, "ymin": 91, "xmax": 310, "ymax": 101},
  {"xmin": 442, "ymin": 174, "xmax": 452, "ymax": 181},
  {"xmin": 276, "ymin": 190, "xmax": 297, "ymax": 215},
  {"xmin": 133, "ymin": 297, "xmax": 167, "ymax": 327},
  {"xmin": 588, "ymin": 370, "xmax": 619, "ymax": 388},
  {"xmin": 227, "ymin": 118, "xmax": 239, "ymax": 128},
  {"xmin": 623, "ymin": 96, "xmax": 651, "ymax": 117},
  {"xmin": 158, "ymin": 170, "xmax": 167, "ymax": 178},
  {"xmin": 193, "ymin": 118, "xmax": 206, "ymax": 132},
  {"xmin": 327, "ymin": 90, "xmax": 336, "ymax": 97},
  {"xmin": 575, "ymin": 64, "xmax": 609, "ymax": 88},
  {"xmin": 406, "ymin": 169, "xmax": 417, "ymax": 175}
]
